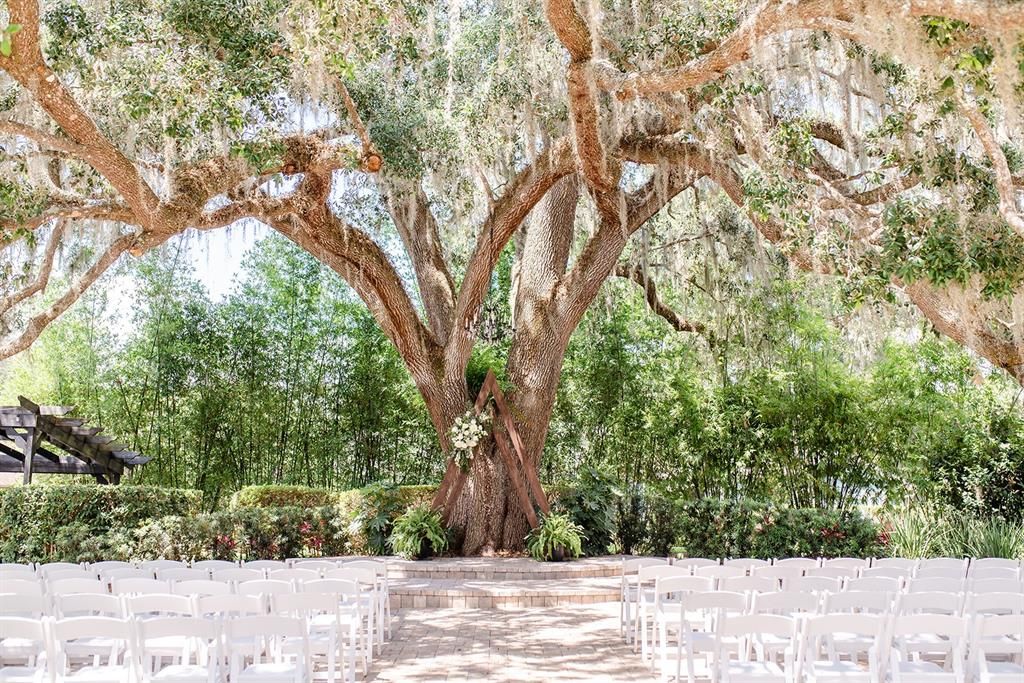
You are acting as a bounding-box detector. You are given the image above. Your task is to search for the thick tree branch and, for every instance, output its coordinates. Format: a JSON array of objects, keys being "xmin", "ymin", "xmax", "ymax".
[
  {"xmin": 615, "ymin": 263, "xmax": 706, "ymax": 334},
  {"xmin": 906, "ymin": 0, "xmax": 1024, "ymax": 31},
  {"xmin": 383, "ymin": 179, "xmax": 457, "ymax": 345},
  {"xmin": 0, "ymin": 120, "xmax": 87, "ymax": 157},
  {"xmin": 0, "ymin": 200, "xmax": 134, "ymax": 241},
  {"xmin": 444, "ymin": 138, "xmax": 575, "ymax": 371},
  {"xmin": 0, "ymin": 220, "xmax": 65, "ymax": 315},
  {"xmin": 957, "ymin": 92, "xmax": 1024, "ymax": 239},
  {"xmin": 0, "ymin": 233, "xmax": 134, "ymax": 359}
]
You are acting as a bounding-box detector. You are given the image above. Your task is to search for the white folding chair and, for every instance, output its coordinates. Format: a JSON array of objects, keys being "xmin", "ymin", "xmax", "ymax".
[
  {"xmin": 269, "ymin": 568, "xmax": 321, "ymax": 583},
  {"xmin": 53, "ymin": 593, "xmax": 123, "ymax": 619},
  {"xmin": 0, "ymin": 579, "xmax": 44, "ymax": 597},
  {"xmin": 872, "ymin": 558, "xmax": 919, "ymax": 574},
  {"xmin": 672, "ymin": 558, "xmax": 719, "ymax": 573},
  {"xmin": 861, "ymin": 567, "xmax": 908, "ymax": 581},
  {"xmin": 301, "ymin": 579, "xmax": 369, "ymax": 677},
  {"xmin": 225, "ymin": 615, "xmax": 310, "ymax": 683},
  {"xmin": 157, "ymin": 568, "xmax": 210, "ymax": 582},
  {"xmin": 717, "ymin": 614, "xmax": 798, "ymax": 683},
  {"xmin": 968, "ymin": 566, "xmax": 1020, "ymax": 580},
  {"xmin": 963, "ymin": 592, "xmax": 1024, "ymax": 617},
  {"xmin": 273, "ymin": 592, "xmax": 351, "ymax": 683},
  {"xmin": 46, "ymin": 568, "xmax": 97, "ymax": 582},
  {"xmin": 633, "ymin": 567, "xmax": 702, "ymax": 658},
  {"xmin": 895, "ymin": 591, "xmax": 962, "ymax": 616},
  {"xmin": 621, "ymin": 557, "xmax": 670, "ymax": 643},
  {"xmin": 101, "ymin": 567, "xmax": 154, "ymax": 582},
  {"xmin": 49, "ymin": 578, "xmax": 108, "ymax": 595},
  {"xmin": 0, "ymin": 593, "xmax": 48, "ymax": 618},
  {"xmin": 0, "ymin": 616, "xmax": 48, "ymax": 681},
  {"xmin": 719, "ymin": 576, "xmax": 779, "ymax": 594},
  {"xmin": 660, "ymin": 590, "xmax": 745, "ymax": 683},
  {"xmin": 971, "ymin": 614, "xmax": 1024, "ymax": 683},
  {"xmin": 140, "ymin": 560, "xmax": 187, "ymax": 573},
  {"xmin": 290, "ymin": 560, "xmax": 339, "ymax": 573},
  {"xmin": 236, "ymin": 580, "xmax": 293, "ymax": 598},
  {"xmin": 344, "ymin": 560, "xmax": 391, "ymax": 642},
  {"xmin": 823, "ymin": 590, "xmax": 892, "ymax": 615},
  {"xmin": 969, "ymin": 559, "xmax": 1020, "ymax": 573},
  {"xmin": 806, "ymin": 567, "xmax": 857, "ymax": 580},
  {"xmin": 647, "ymin": 577, "xmax": 718, "ymax": 666},
  {"xmin": 49, "ymin": 616, "xmax": 136, "ymax": 682},
  {"xmin": 241, "ymin": 560, "xmax": 287, "ymax": 572},
  {"xmin": 821, "ymin": 558, "xmax": 869, "ymax": 571},
  {"xmin": 125, "ymin": 593, "xmax": 194, "ymax": 618},
  {"xmin": 846, "ymin": 576, "xmax": 902, "ymax": 593},
  {"xmin": 695, "ymin": 565, "xmax": 747, "ymax": 587},
  {"xmin": 907, "ymin": 578, "xmax": 966, "ymax": 594},
  {"xmin": 970, "ymin": 578, "xmax": 1024, "ymax": 594},
  {"xmin": 111, "ymin": 578, "xmax": 171, "ymax": 596},
  {"xmin": 171, "ymin": 580, "xmax": 232, "ymax": 597},
  {"xmin": 190, "ymin": 560, "xmax": 237, "ymax": 573},
  {"xmin": 799, "ymin": 613, "xmax": 885, "ymax": 683},
  {"xmin": 136, "ymin": 616, "xmax": 220, "ymax": 683},
  {"xmin": 194, "ymin": 594, "xmax": 265, "ymax": 618},
  {"xmin": 918, "ymin": 566, "xmax": 970, "ymax": 579},
  {"xmin": 324, "ymin": 568, "xmax": 379, "ymax": 658},
  {"xmin": 88, "ymin": 561, "xmax": 132, "ymax": 574},
  {"xmin": 750, "ymin": 591, "xmax": 820, "ymax": 618},
  {"xmin": 212, "ymin": 568, "xmax": 264, "ymax": 583},
  {"xmin": 0, "ymin": 563, "xmax": 34, "ymax": 575},
  {"xmin": 38, "ymin": 562, "xmax": 82, "ymax": 577},
  {"xmin": 788, "ymin": 577, "xmax": 842, "ymax": 594},
  {"xmin": 918, "ymin": 558, "xmax": 967, "ymax": 576},
  {"xmin": 753, "ymin": 566, "xmax": 804, "ymax": 591},
  {"xmin": 888, "ymin": 614, "xmax": 967, "ymax": 683},
  {"xmin": 774, "ymin": 558, "xmax": 819, "ymax": 570},
  {"xmin": 723, "ymin": 558, "xmax": 771, "ymax": 571}
]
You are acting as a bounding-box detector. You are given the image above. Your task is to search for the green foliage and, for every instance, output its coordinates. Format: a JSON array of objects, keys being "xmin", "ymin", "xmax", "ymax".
[
  {"xmin": 526, "ymin": 511, "xmax": 585, "ymax": 561},
  {"xmin": 0, "ymin": 484, "xmax": 201, "ymax": 563},
  {"xmin": 555, "ymin": 468, "xmax": 618, "ymax": 556},
  {"xmin": 390, "ymin": 504, "xmax": 448, "ymax": 559},
  {"xmin": 884, "ymin": 508, "xmax": 1024, "ymax": 559},
  {"xmin": 353, "ymin": 482, "xmax": 405, "ymax": 556},
  {"xmin": 230, "ymin": 485, "xmax": 342, "ymax": 509},
  {"xmin": 673, "ymin": 498, "xmax": 882, "ymax": 559}
]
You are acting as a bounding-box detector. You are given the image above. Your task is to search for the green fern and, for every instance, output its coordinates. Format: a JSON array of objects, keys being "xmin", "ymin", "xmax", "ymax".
[
  {"xmin": 526, "ymin": 512, "xmax": 585, "ymax": 561},
  {"xmin": 390, "ymin": 505, "xmax": 448, "ymax": 559}
]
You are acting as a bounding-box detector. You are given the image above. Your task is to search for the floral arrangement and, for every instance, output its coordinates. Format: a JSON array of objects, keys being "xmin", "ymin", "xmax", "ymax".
[{"xmin": 449, "ymin": 409, "xmax": 490, "ymax": 470}]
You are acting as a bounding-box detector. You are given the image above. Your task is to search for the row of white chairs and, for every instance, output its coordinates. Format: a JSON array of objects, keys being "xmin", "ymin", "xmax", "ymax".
[
  {"xmin": 0, "ymin": 612, "xmax": 354, "ymax": 683},
  {"xmin": 649, "ymin": 606, "xmax": 1022, "ymax": 683},
  {"xmin": 636, "ymin": 584, "xmax": 1024, "ymax": 663},
  {"xmin": 621, "ymin": 559, "xmax": 1024, "ymax": 645},
  {"xmin": 641, "ymin": 557, "xmax": 1021, "ymax": 579},
  {"xmin": 0, "ymin": 559, "xmax": 382, "ymax": 583}
]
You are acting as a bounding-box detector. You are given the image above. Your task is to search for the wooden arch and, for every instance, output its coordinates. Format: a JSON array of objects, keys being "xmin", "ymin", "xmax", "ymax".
[{"xmin": 431, "ymin": 369, "xmax": 550, "ymax": 528}]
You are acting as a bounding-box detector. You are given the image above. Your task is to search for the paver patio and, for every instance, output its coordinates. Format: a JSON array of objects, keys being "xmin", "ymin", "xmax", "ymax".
[{"xmin": 367, "ymin": 602, "xmax": 658, "ymax": 682}]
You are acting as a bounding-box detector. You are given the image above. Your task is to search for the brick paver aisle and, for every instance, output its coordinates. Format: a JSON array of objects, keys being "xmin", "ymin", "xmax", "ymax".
[{"xmin": 367, "ymin": 602, "xmax": 658, "ymax": 682}]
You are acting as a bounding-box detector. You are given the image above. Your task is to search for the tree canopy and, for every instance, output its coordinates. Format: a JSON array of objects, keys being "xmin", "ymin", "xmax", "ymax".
[{"xmin": 2, "ymin": 0, "xmax": 1023, "ymax": 551}]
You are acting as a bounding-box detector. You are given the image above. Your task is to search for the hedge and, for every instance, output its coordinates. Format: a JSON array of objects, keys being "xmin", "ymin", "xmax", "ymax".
[
  {"xmin": 0, "ymin": 484, "xmax": 202, "ymax": 563},
  {"xmin": 230, "ymin": 484, "xmax": 436, "ymax": 512},
  {"xmin": 673, "ymin": 498, "xmax": 883, "ymax": 559}
]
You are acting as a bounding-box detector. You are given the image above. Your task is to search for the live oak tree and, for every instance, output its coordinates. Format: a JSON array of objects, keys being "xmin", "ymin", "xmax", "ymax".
[{"xmin": 1, "ymin": 0, "xmax": 1022, "ymax": 553}]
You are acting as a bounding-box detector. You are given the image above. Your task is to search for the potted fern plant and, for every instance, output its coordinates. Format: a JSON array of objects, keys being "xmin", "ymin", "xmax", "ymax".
[
  {"xmin": 391, "ymin": 504, "xmax": 449, "ymax": 560},
  {"xmin": 526, "ymin": 512, "xmax": 585, "ymax": 562}
]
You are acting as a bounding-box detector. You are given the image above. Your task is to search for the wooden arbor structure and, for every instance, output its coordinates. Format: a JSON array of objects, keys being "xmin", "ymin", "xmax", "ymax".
[
  {"xmin": 432, "ymin": 370, "xmax": 550, "ymax": 528},
  {"xmin": 0, "ymin": 397, "xmax": 150, "ymax": 484}
]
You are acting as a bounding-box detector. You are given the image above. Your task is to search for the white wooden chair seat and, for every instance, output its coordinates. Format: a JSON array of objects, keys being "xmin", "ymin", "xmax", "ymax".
[
  {"xmin": 0, "ymin": 664, "xmax": 47, "ymax": 682},
  {"xmin": 57, "ymin": 663, "xmax": 134, "ymax": 682},
  {"xmin": 149, "ymin": 663, "xmax": 213, "ymax": 681}
]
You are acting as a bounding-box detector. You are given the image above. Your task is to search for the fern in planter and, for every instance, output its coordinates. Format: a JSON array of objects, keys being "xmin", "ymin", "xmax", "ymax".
[
  {"xmin": 390, "ymin": 505, "xmax": 449, "ymax": 560},
  {"xmin": 526, "ymin": 512, "xmax": 585, "ymax": 562}
]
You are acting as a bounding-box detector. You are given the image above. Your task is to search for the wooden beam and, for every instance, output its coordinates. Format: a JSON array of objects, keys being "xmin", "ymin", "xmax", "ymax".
[
  {"xmin": 18, "ymin": 396, "xmax": 76, "ymax": 417},
  {"xmin": 0, "ymin": 450, "xmax": 107, "ymax": 475},
  {"xmin": 0, "ymin": 410, "xmax": 36, "ymax": 428},
  {"xmin": 493, "ymin": 429, "xmax": 539, "ymax": 527}
]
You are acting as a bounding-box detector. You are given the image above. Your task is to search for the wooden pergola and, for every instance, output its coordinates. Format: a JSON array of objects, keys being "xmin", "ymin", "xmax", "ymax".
[{"xmin": 0, "ymin": 396, "xmax": 150, "ymax": 484}]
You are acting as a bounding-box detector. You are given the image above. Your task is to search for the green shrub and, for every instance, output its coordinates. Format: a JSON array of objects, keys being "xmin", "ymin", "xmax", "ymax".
[
  {"xmin": 555, "ymin": 468, "xmax": 618, "ymax": 556},
  {"xmin": 673, "ymin": 498, "xmax": 882, "ymax": 559},
  {"xmin": 352, "ymin": 482, "xmax": 405, "ymax": 555},
  {"xmin": 883, "ymin": 507, "xmax": 1024, "ymax": 559},
  {"xmin": 0, "ymin": 484, "xmax": 201, "ymax": 563},
  {"xmin": 390, "ymin": 504, "xmax": 448, "ymax": 559},
  {"xmin": 230, "ymin": 485, "xmax": 340, "ymax": 509},
  {"xmin": 526, "ymin": 511, "xmax": 585, "ymax": 561}
]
